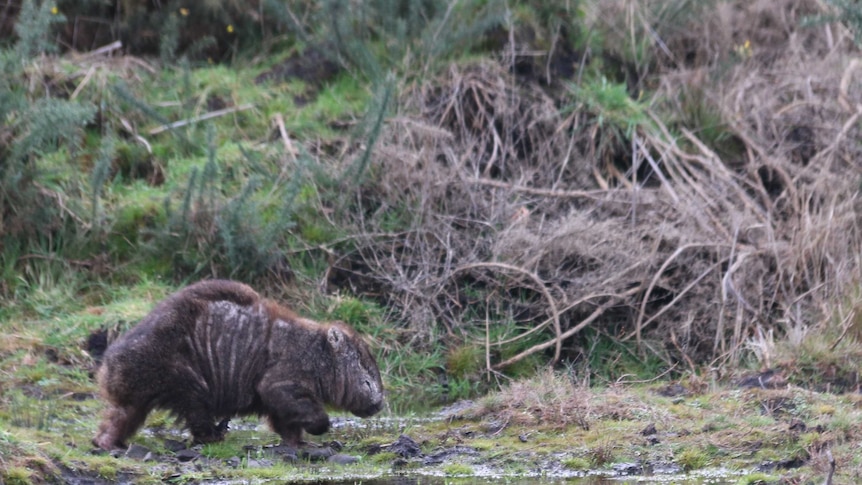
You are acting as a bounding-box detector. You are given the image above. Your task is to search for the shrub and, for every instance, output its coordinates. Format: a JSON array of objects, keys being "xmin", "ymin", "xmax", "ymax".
[{"xmin": 0, "ymin": 0, "xmax": 100, "ymax": 292}]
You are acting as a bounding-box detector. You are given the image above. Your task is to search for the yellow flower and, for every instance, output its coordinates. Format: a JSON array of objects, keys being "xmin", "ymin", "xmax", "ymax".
[
  {"xmin": 50, "ymin": 6, "xmax": 58, "ymax": 14},
  {"xmin": 734, "ymin": 39, "xmax": 753, "ymax": 59},
  {"xmin": 226, "ymin": 24, "xmax": 234, "ymax": 33},
  {"xmin": 179, "ymin": 8, "xmax": 189, "ymax": 16}
]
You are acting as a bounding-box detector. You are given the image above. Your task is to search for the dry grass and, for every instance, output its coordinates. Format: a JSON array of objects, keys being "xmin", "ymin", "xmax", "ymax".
[
  {"xmin": 471, "ymin": 369, "xmax": 593, "ymax": 430},
  {"xmin": 316, "ymin": 0, "xmax": 862, "ymax": 377},
  {"xmin": 464, "ymin": 370, "xmax": 862, "ymax": 482}
]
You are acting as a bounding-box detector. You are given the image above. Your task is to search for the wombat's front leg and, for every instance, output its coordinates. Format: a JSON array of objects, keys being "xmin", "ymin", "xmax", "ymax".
[
  {"xmin": 93, "ymin": 404, "xmax": 149, "ymax": 451},
  {"xmin": 257, "ymin": 380, "xmax": 330, "ymax": 445}
]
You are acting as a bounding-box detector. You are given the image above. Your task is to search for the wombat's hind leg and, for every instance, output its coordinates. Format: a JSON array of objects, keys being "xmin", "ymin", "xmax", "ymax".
[{"xmin": 93, "ymin": 404, "xmax": 148, "ymax": 451}]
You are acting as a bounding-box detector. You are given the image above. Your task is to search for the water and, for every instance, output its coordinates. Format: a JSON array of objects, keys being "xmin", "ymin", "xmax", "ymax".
[{"xmin": 285, "ymin": 470, "xmax": 737, "ymax": 485}]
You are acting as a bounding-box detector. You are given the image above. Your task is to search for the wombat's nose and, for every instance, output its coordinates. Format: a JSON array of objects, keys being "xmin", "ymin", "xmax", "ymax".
[
  {"xmin": 368, "ymin": 399, "xmax": 384, "ymax": 416},
  {"xmin": 355, "ymin": 396, "xmax": 384, "ymax": 417}
]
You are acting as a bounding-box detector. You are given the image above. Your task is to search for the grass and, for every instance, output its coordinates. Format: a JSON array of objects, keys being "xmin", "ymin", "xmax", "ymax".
[
  {"xmin": 676, "ymin": 448, "xmax": 708, "ymax": 471},
  {"xmin": 736, "ymin": 473, "xmax": 780, "ymax": 484},
  {"xmin": 561, "ymin": 457, "xmax": 590, "ymax": 471},
  {"xmin": 4, "ymin": 0, "xmax": 862, "ymax": 482},
  {"xmin": 2, "ymin": 311, "xmax": 862, "ymax": 484}
]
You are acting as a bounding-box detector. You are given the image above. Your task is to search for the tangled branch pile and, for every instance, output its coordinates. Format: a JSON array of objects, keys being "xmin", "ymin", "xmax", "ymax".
[{"xmin": 328, "ymin": 0, "xmax": 862, "ymax": 371}]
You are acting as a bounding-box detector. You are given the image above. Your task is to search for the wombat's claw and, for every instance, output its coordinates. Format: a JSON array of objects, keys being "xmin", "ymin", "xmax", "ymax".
[
  {"xmin": 216, "ymin": 418, "xmax": 230, "ymax": 434},
  {"xmin": 191, "ymin": 420, "xmax": 230, "ymax": 445}
]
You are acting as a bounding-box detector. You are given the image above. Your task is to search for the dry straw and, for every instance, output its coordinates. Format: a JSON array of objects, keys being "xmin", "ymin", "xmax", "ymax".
[{"xmin": 331, "ymin": 0, "xmax": 862, "ymax": 372}]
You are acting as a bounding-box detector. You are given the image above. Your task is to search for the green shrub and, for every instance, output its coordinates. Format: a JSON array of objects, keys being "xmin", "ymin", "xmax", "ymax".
[
  {"xmin": 0, "ymin": 0, "xmax": 102, "ymax": 291},
  {"xmin": 803, "ymin": 0, "xmax": 862, "ymax": 48},
  {"xmin": 297, "ymin": 0, "xmax": 505, "ymax": 80}
]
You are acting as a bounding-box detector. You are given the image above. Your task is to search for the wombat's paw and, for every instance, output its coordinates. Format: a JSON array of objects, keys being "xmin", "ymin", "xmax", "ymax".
[
  {"xmin": 191, "ymin": 419, "xmax": 231, "ymax": 445},
  {"xmin": 92, "ymin": 434, "xmax": 126, "ymax": 452},
  {"xmin": 191, "ymin": 432, "xmax": 226, "ymax": 445},
  {"xmin": 215, "ymin": 418, "xmax": 231, "ymax": 436},
  {"xmin": 275, "ymin": 425, "xmax": 303, "ymax": 446},
  {"xmin": 304, "ymin": 417, "xmax": 330, "ymax": 436}
]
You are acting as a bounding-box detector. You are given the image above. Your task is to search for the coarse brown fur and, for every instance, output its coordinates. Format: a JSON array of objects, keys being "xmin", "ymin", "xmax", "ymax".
[{"xmin": 92, "ymin": 280, "xmax": 384, "ymax": 450}]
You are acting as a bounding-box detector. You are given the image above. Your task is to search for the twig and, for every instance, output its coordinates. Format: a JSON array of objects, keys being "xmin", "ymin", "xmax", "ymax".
[
  {"xmin": 70, "ymin": 65, "xmax": 95, "ymax": 100},
  {"xmin": 614, "ymin": 363, "xmax": 677, "ymax": 384},
  {"xmin": 18, "ymin": 254, "xmax": 96, "ymax": 267},
  {"xmin": 635, "ymin": 259, "xmax": 725, "ymax": 340},
  {"xmin": 670, "ymin": 328, "xmax": 697, "ymax": 374},
  {"xmin": 391, "ymin": 117, "xmax": 454, "ymax": 140},
  {"xmin": 634, "ymin": 134, "xmax": 678, "ymax": 203},
  {"xmin": 630, "ymin": 243, "xmax": 729, "ymax": 348},
  {"xmin": 488, "ymin": 290, "xmax": 631, "ymax": 348},
  {"xmin": 829, "ymin": 307, "xmax": 855, "ymax": 352},
  {"xmin": 148, "ymin": 104, "xmax": 254, "ymax": 135},
  {"xmin": 272, "ymin": 113, "xmax": 297, "ymax": 162},
  {"xmin": 119, "ymin": 117, "xmax": 152, "ymax": 154},
  {"xmin": 838, "ymin": 58, "xmax": 860, "ymax": 112},
  {"xmin": 453, "ymin": 262, "xmax": 563, "ymax": 364},
  {"xmin": 810, "ymin": 104, "xmax": 862, "ymax": 164},
  {"xmin": 467, "ymin": 177, "xmax": 616, "ymax": 199},
  {"xmin": 123, "ymin": 56, "xmax": 157, "ymax": 74},
  {"xmin": 484, "ymin": 299, "xmax": 491, "ymax": 378},
  {"xmin": 283, "ymin": 231, "xmax": 409, "ymax": 255},
  {"xmin": 492, "ymin": 299, "xmax": 614, "ymax": 370},
  {"xmin": 823, "ymin": 449, "xmax": 835, "ymax": 485},
  {"xmin": 79, "ymin": 40, "xmax": 122, "ymax": 59},
  {"xmin": 35, "ymin": 184, "xmax": 87, "ymax": 227}
]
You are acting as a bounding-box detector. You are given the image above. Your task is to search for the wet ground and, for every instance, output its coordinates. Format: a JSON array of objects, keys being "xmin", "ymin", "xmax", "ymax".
[{"xmin": 68, "ymin": 412, "xmax": 742, "ymax": 485}]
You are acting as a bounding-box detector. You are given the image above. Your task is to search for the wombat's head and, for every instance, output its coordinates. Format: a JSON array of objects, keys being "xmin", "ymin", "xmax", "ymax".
[{"xmin": 327, "ymin": 323, "xmax": 385, "ymax": 417}]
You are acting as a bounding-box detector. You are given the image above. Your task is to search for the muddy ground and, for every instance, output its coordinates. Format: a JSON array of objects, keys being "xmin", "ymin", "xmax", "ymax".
[{"xmin": 38, "ymin": 373, "xmax": 860, "ymax": 485}]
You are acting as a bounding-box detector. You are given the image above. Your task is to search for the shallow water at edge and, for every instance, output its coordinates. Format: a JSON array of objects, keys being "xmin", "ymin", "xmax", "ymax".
[{"xmin": 260, "ymin": 470, "xmax": 737, "ymax": 485}]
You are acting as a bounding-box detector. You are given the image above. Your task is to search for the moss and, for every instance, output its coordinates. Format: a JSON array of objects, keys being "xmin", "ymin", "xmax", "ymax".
[
  {"xmin": 562, "ymin": 457, "xmax": 591, "ymax": 470},
  {"xmin": 97, "ymin": 465, "xmax": 118, "ymax": 481},
  {"xmin": 813, "ymin": 403, "xmax": 836, "ymax": 416},
  {"xmin": 2, "ymin": 467, "xmax": 33, "ymax": 485},
  {"xmin": 468, "ymin": 438, "xmax": 497, "ymax": 451},
  {"xmin": 446, "ymin": 344, "xmax": 484, "ymax": 379},
  {"xmin": 201, "ymin": 440, "xmax": 246, "ymax": 460},
  {"xmin": 299, "ymin": 221, "xmax": 338, "ymax": 244},
  {"xmin": 109, "ymin": 200, "xmax": 167, "ymax": 261},
  {"xmin": 677, "ymin": 448, "xmax": 708, "ymax": 471},
  {"xmin": 329, "ymin": 297, "xmax": 385, "ymax": 335},
  {"xmin": 736, "ymin": 472, "xmax": 780, "ymax": 484},
  {"xmin": 368, "ymin": 451, "xmax": 398, "ymax": 463},
  {"xmin": 442, "ymin": 463, "xmax": 474, "ymax": 476}
]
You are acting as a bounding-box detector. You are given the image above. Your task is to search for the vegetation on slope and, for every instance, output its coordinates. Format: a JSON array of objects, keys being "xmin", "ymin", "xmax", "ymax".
[{"xmin": 2, "ymin": 0, "xmax": 862, "ymax": 482}]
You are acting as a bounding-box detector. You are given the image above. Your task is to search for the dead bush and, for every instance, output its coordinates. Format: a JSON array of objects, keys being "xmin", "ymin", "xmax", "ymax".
[{"xmin": 323, "ymin": 0, "xmax": 862, "ymax": 377}]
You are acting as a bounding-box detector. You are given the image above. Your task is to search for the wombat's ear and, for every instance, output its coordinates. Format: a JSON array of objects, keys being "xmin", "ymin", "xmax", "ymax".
[{"xmin": 327, "ymin": 326, "xmax": 344, "ymax": 350}]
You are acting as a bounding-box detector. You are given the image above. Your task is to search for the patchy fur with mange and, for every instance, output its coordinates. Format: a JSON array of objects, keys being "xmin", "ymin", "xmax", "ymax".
[{"xmin": 93, "ymin": 280, "xmax": 384, "ymax": 450}]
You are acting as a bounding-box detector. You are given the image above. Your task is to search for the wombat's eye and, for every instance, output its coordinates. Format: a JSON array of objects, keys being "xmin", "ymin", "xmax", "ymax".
[{"xmin": 364, "ymin": 379, "xmax": 372, "ymax": 390}]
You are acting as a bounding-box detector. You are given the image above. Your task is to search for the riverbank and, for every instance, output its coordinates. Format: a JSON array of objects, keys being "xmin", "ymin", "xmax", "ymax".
[{"xmin": 2, "ymin": 368, "xmax": 858, "ymax": 484}]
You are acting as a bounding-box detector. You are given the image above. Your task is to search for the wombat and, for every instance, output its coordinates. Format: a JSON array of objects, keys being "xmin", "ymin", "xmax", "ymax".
[{"xmin": 92, "ymin": 280, "xmax": 384, "ymax": 450}]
